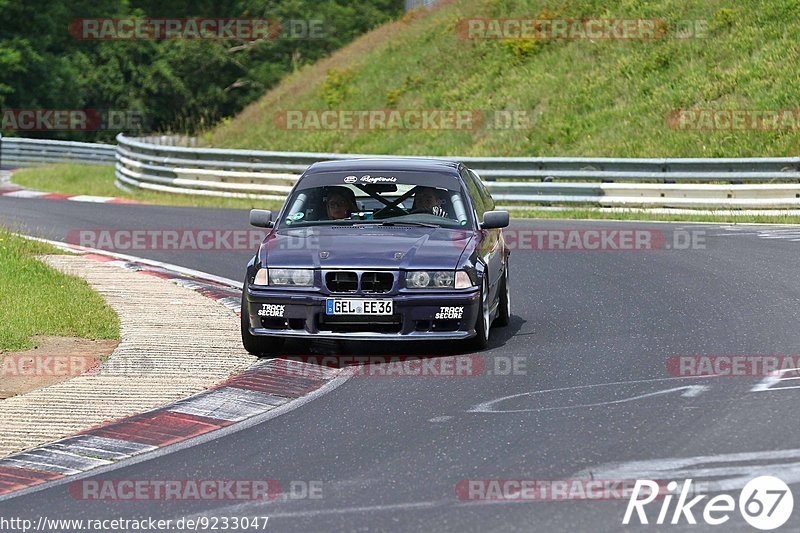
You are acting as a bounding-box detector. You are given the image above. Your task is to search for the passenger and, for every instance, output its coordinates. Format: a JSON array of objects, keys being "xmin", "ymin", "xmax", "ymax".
[
  {"xmin": 324, "ymin": 187, "xmax": 358, "ymax": 220},
  {"xmin": 412, "ymin": 186, "xmax": 448, "ymax": 217}
]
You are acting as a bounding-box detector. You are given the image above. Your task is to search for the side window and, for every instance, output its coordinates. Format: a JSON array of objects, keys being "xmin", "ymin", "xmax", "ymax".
[
  {"xmin": 460, "ymin": 167, "xmax": 485, "ymax": 218},
  {"xmin": 470, "ymin": 169, "xmax": 495, "ymax": 211}
]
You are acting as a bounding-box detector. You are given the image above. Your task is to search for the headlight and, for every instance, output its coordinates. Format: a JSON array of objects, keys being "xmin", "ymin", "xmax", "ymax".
[
  {"xmin": 405, "ymin": 271, "xmax": 462, "ymax": 289},
  {"xmin": 253, "ymin": 268, "xmax": 269, "ymax": 286},
  {"xmin": 432, "ymin": 271, "xmax": 455, "ymax": 287},
  {"xmin": 269, "ymin": 268, "xmax": 314, "ymax": 286},
  {"xmin": 406, "ymin": 271, "xmax": 431, "ymax": 288}
]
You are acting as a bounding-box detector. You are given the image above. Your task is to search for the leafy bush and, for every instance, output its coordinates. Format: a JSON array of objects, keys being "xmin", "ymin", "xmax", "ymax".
[
  {"xmin": 0, "ymin": 0, "xmax": 402, "ymax": 140},
  {"xmin": 320, "ymin": 68, "xmax": 355, "ymax": 107}
]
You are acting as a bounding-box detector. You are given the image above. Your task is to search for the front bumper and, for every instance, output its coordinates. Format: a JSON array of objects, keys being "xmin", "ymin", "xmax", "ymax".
[{"xmin": 245, "ymin": 287, "xmax": 480, "ymax": 341}]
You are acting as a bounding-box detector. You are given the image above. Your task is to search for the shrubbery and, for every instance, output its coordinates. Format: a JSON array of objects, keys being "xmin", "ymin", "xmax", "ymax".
[{"xmin": 0, "ymin": 0, "xmax": 401, "ymax": 140}]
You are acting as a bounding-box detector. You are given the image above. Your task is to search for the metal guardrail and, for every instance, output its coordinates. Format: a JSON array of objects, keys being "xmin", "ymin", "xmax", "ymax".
[
  {"xmin": 6, "ymin": 133, "xmax": 800, "ymax": 208},
  {"xmin": 115, "ymin": 134, "xmax": 800, "ymax": 182},
  {"xmin": 114, "ymin": 134, "xmax": 800, "ymax": 208},
  {"xmin": 0, "ymin": 134, "xmax": 116, "ymax": 167}
]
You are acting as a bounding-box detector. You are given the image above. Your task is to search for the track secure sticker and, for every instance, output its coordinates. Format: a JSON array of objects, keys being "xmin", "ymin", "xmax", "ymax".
[
  {"xmin": 258, "ymin": 304, "xmax": 285, "ymax": 317},
  {"xmin": 436, "ymin": 306, "xmax": 464, "ymax": 319}
]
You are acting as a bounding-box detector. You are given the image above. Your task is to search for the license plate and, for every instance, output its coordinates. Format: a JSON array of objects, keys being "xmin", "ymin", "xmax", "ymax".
[{"xmin": 325, "ymin": 299, "xmax": 393, "ymax": 315}]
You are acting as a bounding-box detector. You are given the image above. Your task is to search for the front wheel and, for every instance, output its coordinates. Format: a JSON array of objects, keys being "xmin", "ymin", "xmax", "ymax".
[
  {"xmin": 494, "ymin": 262, "xmax": 510, "ymax": 327},
  {"xmin": 241, "ymin": 283, "xmax": 285, "ymax": 356},
  {"xmin": 466, "ymin": 277, "xmax": 490, "ymax": 351}
]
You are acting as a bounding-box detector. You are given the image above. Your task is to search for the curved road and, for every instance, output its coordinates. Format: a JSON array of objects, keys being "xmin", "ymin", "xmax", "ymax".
[{"xmin": 1, "ymin": 196, "xmax": 800, "ymax": 531}]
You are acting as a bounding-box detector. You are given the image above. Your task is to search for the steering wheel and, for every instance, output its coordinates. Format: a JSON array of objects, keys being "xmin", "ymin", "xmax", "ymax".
[
  {"xmin": 411, "ymin": 206, "xmax": 448, "ymax": 217},
  {"xmin": 373, "ymin": 204, "xmax": 410, "ymax": 219}
]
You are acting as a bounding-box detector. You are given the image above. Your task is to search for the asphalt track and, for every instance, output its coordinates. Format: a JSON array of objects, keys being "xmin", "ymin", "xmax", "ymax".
[{"xmin": 2, "ymin": 196, "xmax": 800, "ymax": 531}]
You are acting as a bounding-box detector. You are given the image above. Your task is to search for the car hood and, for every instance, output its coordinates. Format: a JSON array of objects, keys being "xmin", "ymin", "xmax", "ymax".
[{"xmin": 260, "ymin": 226, "xmax": 475, "ymax": 270}]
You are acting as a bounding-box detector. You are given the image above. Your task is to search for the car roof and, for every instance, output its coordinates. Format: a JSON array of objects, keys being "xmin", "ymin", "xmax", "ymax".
[{"xmin": 305, "ymin": 158, "xmax": 461, "ymax": 175}]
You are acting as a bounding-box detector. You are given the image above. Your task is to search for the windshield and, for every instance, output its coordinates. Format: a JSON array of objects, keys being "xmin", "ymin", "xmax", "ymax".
[{"xmin": 278, "ymin": 171, "xmax": 473, "ymax": 229}]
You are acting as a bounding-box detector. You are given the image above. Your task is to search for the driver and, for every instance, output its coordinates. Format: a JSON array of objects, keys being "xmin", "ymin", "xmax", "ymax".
[
  {"xmin": 412, "ymin": 186, "xmax": 449, "ymax": 217},
  {"xmin": 324, "ymin": 186, "xmax": 358, "ymax": 220}
]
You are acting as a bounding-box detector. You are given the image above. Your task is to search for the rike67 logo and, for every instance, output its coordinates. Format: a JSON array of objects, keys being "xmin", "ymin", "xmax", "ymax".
[{"xmin": 624, "ymin": 476, "xmax": 794, "ymax": 530}]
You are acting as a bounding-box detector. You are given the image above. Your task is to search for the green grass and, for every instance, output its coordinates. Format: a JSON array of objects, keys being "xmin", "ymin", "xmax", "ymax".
[
  {"xmin": 208, "ymin": 0, "xmax": 800, "ymax": 159},
  {"xmin": 0, "ymin": 230, "xmax": 120, "ymax": 352},
  {"xmin": 11, "ymin": 165, "xmax": 284, "ymax": 211}
]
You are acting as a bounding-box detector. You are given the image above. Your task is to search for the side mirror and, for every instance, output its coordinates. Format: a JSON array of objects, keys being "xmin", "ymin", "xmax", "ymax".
[
  {"xmin": 481, "ymin": 210, "xmax": 510, "ymax": 229},
  {"xmin": 250, "ymin": 209, "xmax": 273, "ymax": 228}
]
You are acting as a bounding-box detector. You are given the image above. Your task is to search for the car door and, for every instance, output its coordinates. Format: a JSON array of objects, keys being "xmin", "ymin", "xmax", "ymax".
[{"xmin": 461, "ymin": 167, "xmax": 503, "ymax": 304}]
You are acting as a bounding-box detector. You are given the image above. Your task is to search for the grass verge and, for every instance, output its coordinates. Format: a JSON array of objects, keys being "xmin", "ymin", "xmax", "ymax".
[
  {"xmin": 0, "ymin": 230, "xmax": 120, "ymax": 352},
  {"xmin": 11, "ymin": 164, "xmax": 284, "ymax": 211}
]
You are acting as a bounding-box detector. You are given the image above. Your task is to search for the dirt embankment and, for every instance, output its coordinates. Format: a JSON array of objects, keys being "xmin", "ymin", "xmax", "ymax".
[{"xmin": 0, "ymin": 336, "xmax": 118, "ymax": 400}]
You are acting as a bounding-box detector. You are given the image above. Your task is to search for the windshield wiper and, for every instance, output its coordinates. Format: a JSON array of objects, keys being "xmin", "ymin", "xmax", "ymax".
[{"xmin": 376, "ymin": 221, "xmax": 439, "ymax": 228}]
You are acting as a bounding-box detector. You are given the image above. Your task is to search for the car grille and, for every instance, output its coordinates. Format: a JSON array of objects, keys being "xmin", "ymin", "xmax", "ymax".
[
  {"xmin": 319, "ymin": 314, "xmax": 402, "ymax": 333},
  {"xmin": 361, "ymin": 272, "xmax": 394, "ymax": 293},
  {"xmin": 326, "ymin": 271, "xmax": 358, "ymax": 293},
  {"xmin": 325, "ymin": 271, "xmax": 395, "ymax": 293}
]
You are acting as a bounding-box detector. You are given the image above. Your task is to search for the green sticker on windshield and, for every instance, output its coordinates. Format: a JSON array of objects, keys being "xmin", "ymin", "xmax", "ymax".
[
  {"xmin": 460, "ymin": 220, "xmax": 467, "ymax": 226},
  {"xmin": 294, "ymin": 212, "xmax": 305, "ymax": 220}
]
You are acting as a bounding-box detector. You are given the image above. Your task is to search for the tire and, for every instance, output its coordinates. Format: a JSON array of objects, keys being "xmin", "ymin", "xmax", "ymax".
[
  {"xmin": 467, "ymin": 277, "xmax": 490, "ymax": 351},
  {"xmin": 494, "ymin": 262, "xmax": 510, "ymax": 327},
  {"xmin": 241, "ymin": 282, "xmax": 285, "ymax": 356}
]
